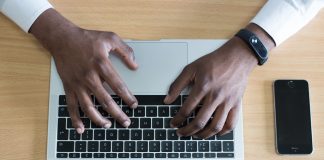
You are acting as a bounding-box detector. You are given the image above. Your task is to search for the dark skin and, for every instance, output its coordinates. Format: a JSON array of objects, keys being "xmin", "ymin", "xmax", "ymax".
[{"xmin": 30, "ymin": 8, "xmax": 275, "ymax": 138}]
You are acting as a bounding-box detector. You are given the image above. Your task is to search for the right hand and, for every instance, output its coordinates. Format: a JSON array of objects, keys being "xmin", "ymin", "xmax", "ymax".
[{"xmin": 30, "ymin": 9, "xmax": 138, "ymax": 134}]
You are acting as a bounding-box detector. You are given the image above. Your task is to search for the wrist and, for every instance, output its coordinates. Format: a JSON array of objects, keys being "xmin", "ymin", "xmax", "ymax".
[{"xmin": 30, "ymin": 8, "xmax": 80, "ymax": 55}]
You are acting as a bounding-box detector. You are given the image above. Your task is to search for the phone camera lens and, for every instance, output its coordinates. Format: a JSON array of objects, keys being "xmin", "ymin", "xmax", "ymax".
[{"xmin": 288, "ymin": 81, "xmax": 295, "ymax": 88}]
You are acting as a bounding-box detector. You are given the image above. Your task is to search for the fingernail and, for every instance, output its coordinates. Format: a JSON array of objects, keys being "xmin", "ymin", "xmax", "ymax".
[
  {"xmin": 103, "ymin": 123, "xmax": 111, "ymax": 129},
  {"xmin": 164, "ymin": 95, "xmax": 171, "ymax": 104},
  {"xmin": 130, "ymin": 102, "xmax": 138, "ymax": 109},
  {"xmin": 122, "ymin": 121, "xmax": 131, "ymax": 128},
  {"xmin": 176, "ymin": 131, "xmax": 182, "ymax": 137},
  {"xmin": 193, "ymin": 135, "xmax": 198, "ymax": 139},
  {"xmin": 170, "ymin": 123, "xmax": 175, "ymax": 128},
  {"xmin": 76, "ymin": 128, "xmax": 83, "ymax": 134}
]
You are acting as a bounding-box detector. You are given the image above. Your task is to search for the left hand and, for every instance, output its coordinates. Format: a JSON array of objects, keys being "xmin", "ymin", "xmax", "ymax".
[{"xmin": 164, "ymin": 37, "xmax": 258, "ymax": 139}]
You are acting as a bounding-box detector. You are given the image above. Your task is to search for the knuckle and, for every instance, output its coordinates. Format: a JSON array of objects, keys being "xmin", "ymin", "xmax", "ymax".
[
  {"xmin": 223, "ymin": 123, "xmax": 235, "ymax": 131},
  {"xmin": 182, "ymin": 65, "xmax": 191, "ymax": 74},
  {"xmin": 81, "ymin": 105, "xmax": 94, "ymax": 114},
  {"xmin": 113, "ymin": 83, "xmax": 128, "ymax": 95},
  {"xmin": 198, "ymin": 82, "xmax": 210, "ymax": 93},
  {"xmin": 192, "ymin": 119, "xmax": 207, "ymax": 130},
  {"xmin": 107, "ymin": 32, "xmax": 119, "ymax": 41},
  {"xmin": 210, "ymin": 124, "xmax": 223, "ymax": 133}
]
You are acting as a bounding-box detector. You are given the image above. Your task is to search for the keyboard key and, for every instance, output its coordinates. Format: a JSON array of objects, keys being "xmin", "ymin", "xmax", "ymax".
[
  {"xmin": 134, "ymin": 107, "xmax": 145, "ymax": 117},
  {"xmin": 88, "ymin": 141, "xmax": 99, "ymax": 152},
  {"xmin": 180, "ymin": 135, "xmax": 191, "ymax": 140},
  {"xmin": 129, "ymin": 118, "xmax": 139, "ymax": 128},
  {"xmin": 155, "ymin": 153, "xmax": 166, "ymax": 158},
  {"xmin": 122, "ymin": 107, "xmax": 133, "ymax": 117},
  {"xmin": 152, "ymin": 118, "xmax": 163, "ymax": 128},
  {"xmin": 70, "ymin": 130, "xmax": 80, "ymax": 140},
  {"xmin": 161, "ymin": 141, "xmax": 172, "ymax": 152},
  {"xmin": 198, "ymin": 141, "xmax": 209, "ymax": 152},
  {"xmin": 69, "ymin": 153, "xmax": 80, "ymax": 158},
  {"xmin": 174, "ymin": 141, "xmax": 185, "ymax": 152},
  {"xmin": 211, "ymin": 141, "xmax": 222, "ymax": 152},
  {"xmin": 158, "ymin": 107, "xmax": 169, "ymax": 117},
  {"xmin": 164, "ymin": 118, "xmax": 172, "ymax": 128},
  {"xmin": 118, "ymin": 153, "xmax": 130, "ymax": 158},
  {"xmin": 57, "ymin": 118, "xmax": 68, "ymax": 140},
  {"xmin": 115, "ymin": 121, "xmax": 124, "ymax": 128},
  {"xmin": 140, "ymin": 118, "xmax": 151, "ymax": 128},
  {"xmin": 149, "ymin": 141, "xmax": 160, "ymax": 152},
  {"xmin": 223, "ymin": 141, "xmax": 234, "ymax": 152},
  {"xmin": 75, "ymin": 141, "xmax": 86, "ymax": 152},
  {"xmin": 170, "ymin": 106, "xmax": 181, "ymax": 117},
  {"xmin": 137, "ymin": 141, "xmax": 148, "ymax": 152},
  {"xmin": 56, "ymin": 153, "xmax": 68, "ymax": 158},
  {"xmin": 143, "ymin": 130, "xmax": 154, "ymax": 140},
  {"xmin": 192, "ymin": 153, "xmax": 203, "ymax": 158},
  {"xmin": 94, "ymin": 130, "xmax": 105, "ymax": 140},
  {"xmin": 97, "ymin": 106, "xmax": 108, "ymax": 117},
  {"xmin": 125, "ymin": 141, "xmax": 136, "ymax": 152},
  {"xmin": 131, "ymin": 129, "xmax": 142, "ymax": 140},
  {"xmin": 119, "ymin": 130, "xmax": 130, "ymax": 140},
  {"xmin": 143, "ymin": 153, "xmax": 154, "ymax": 158},
  {"xmin": 106, "ymin": 153, "xmax": 117, "ymax": 158},
  {"xmin": 93, "ymin": 153, "xmax": 105, "ymax": 158},
  {"xmin": 59, "ymin": 95, "xmax": 67, "ymax": 105},
  {"xmin": 67, "ymin": 118, "xmax": 73, "ymax": 128},
  {"xmin": 155, "ymin": 129, "xmax": 166, "ymax": 140},
  {"xmin": 112, "ymin": 96, "xmax": 122, "ymax": 105},
  {"xmin": 131, "ymin": 153, "xmax": 142, "ymax": 158},
  {"xmin": 81, "ymin": 153, "xmax": 92, "ymax": 158},
  {"xmin": 146, "ymin": 106, "xmax": 157, "ymax": 117},
  {"xmin": 106, "ymin": 130, "xmax": 117, "ymax": 140},
  {"xmin": 217, "ymin": 131, "xmax": 234, "ymax": 140},
  {"xmin": 100, "ymin": 141, "xmax": 111, "ymax": 152},
  {"xmin": 205, "ymin": 153, "xmax": 216, "ymax": 158},
  {"xmin": 206, "ymin": 134, "xmax": 216, "ymax": 140},
  {"xmin": 180, "ymin": 153, "xmax": 191, "ymax": 158},
  {"xmin": 168, "ymin": 153, "xmax": 179, "ymax": 158},
  {"xmin": 81, "ymin": 118, "xmax": 90, "ymax": 128},
  {"xmin": 82, "ymin": 130, "xmax": 93, "ymax": 140},
  {"xmin": 217, "ymin": 153, "xmax": 234, "ymax": 158},
  {"xmin": 167, "ymin": 129, "xmax": 178, "ymax": 140},
  {"xmin": 186, "ymin": 141, "xmax": 197, "ymax": 152},
  {"xmin": 58, "ymin": 107, "xmax": 69, "ymax": 117},
  {"xmin": 112, "ymin": 141, "xmax": 123, "ymax": 152},
  {"xmin": 91, "ymin": 121, "xmax": 101, "ymax": 128},
  {"xmin": 57, "ymin": 141, "xmax": 74, "ymax": 152}
]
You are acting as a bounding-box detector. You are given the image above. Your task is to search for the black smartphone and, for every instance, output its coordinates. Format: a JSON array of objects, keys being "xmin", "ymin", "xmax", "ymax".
[{"xmin": 273, "ymin": 80, "xmax": 313, "ymax": 154}]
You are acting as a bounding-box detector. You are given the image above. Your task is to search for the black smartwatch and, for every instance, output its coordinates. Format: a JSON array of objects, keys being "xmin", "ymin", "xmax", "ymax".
[{"xmin": 235, "ymin": 29, "xmax": 268, "ymax": 65}]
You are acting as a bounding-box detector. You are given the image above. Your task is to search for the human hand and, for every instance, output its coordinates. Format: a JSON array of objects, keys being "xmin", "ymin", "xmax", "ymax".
[{"xmin": 30, "ymin": 9, "xmax": 138, "ymax": 134}]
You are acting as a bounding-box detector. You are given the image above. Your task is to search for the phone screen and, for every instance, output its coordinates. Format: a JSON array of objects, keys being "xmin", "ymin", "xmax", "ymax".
[{"xmin": 274, "ymin": 80, "xmax": 313, "ymax": 154}]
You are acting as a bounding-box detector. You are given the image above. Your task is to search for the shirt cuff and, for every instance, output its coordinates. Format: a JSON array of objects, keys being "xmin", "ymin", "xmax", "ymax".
[
  {"xmin": 0, "ymin": 0, "xmax": 53, "ymax": 32},
  {"xmin": 251, "ymin": 0, "xmax": 324, "ymax": 46}
]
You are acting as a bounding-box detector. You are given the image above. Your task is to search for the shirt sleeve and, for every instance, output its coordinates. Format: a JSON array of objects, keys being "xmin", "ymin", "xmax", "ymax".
[
  {"xmin": 0, "ymin": 0, "xmax": 53, "ymax": 32},
  {"xmin": 251, "ymin": 0, "xmax": 324, "ymax": 46}
]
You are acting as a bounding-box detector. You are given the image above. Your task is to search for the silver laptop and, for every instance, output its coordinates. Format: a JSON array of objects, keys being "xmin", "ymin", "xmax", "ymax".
[{"xmin": 47, "ymin": 39, "xmax": 244, "ymax": 159}]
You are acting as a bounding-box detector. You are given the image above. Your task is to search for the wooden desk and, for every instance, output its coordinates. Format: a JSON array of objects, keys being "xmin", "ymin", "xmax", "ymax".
[{"xmin": 0, "ymin": 0, "xmax": 323, "ymax": 159}]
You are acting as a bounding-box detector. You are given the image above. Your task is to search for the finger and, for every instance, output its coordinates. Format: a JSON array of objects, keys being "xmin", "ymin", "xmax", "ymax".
[
  {"xmin": 106, "ymin": 32, "xmax": 138, "ymax": 70},
  {"xmin": 86, "ymin": 74, "xmax": 131, "ymax": 128},
  {"xmin": 65, "ymin": 88, "xmax": 84, "ymax": 134},
  {"xmin": 170, "ymin": 83, "xmax": 208, "ymax": 128},
  {"xmin": 176, "ymin": 95, "xmax": 221, "ymax": 137},
  {"xmin": 98, "ymin": 59, "xmax": 138, "ymax": 109},
  {"xmin": 218, "ymin": 103, "xmax": 240, "ymax": 136},
  {"xmin": 195, "ymin": 102, "xmax": 230, "ymax": 139},
  {"xmin": 164, "ymin": 65, "xmax": 193, "ymax": 104},
  {"xmin": 76, "ymin": 88, "xmax": 111, "ymax": 128}
]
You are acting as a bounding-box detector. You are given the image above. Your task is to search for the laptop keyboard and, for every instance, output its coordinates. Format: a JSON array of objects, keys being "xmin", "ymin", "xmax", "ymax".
[{"xmin": 56, "ymin": 95, "xmax": 235, "ymax": 158}]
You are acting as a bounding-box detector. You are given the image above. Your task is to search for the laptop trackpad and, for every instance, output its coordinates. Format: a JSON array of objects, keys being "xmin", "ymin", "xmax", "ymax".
[{"xmin": 109, "ymin": 42, "xmax": 188, "ymax": 94}]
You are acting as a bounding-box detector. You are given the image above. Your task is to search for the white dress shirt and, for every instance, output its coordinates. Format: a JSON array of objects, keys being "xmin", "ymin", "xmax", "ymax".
[{"xmin": 0, "ymin": 0, "xmax": 323, "ymax": 46}]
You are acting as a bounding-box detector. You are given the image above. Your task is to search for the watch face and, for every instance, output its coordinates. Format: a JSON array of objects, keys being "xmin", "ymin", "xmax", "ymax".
[{"xmin": 249, "ymin": 36, "xmax": 268, "ymax": 59}]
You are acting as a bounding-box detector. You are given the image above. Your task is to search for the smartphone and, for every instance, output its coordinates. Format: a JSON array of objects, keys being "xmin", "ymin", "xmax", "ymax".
[{"xmin": 273, "ymin": 80, "xmax": 313, "ymax": 154}]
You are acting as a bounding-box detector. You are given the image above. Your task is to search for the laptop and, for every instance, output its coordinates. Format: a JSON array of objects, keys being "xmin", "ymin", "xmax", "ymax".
[{"xmin": 47, "ymin": 39, "xmax": 244, "ymax": 159}]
